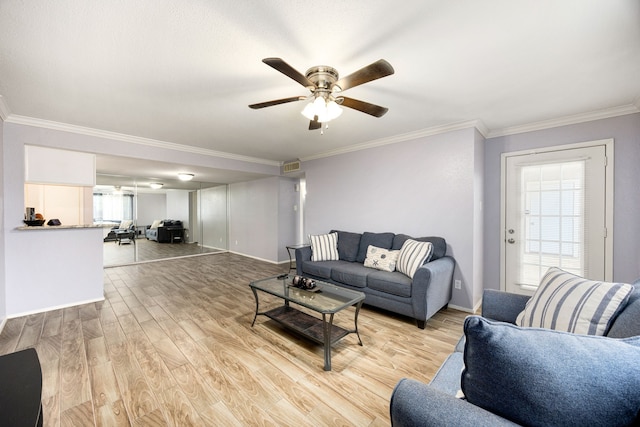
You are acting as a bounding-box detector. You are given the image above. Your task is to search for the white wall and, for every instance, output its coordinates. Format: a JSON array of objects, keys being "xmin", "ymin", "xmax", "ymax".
[
  {"xmin": 484, "ymin": 113, "xmax": 640, "ymax": 288},
  {"xmin": 136, "ymin": 192, "xmax": 166, "ymax": 228},
  {"xmin": 302, "ymin": 127, "xmax": 483, "ymax": 310},
  {"xmin": 6, "ymin": 228, "xmax": 103, "ymax": 316}
]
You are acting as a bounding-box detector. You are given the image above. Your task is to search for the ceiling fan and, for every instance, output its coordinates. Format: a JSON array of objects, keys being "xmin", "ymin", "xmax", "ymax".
[{"xmin": 249, "ymin": 58, "xmax": 394, "ymax": 130}]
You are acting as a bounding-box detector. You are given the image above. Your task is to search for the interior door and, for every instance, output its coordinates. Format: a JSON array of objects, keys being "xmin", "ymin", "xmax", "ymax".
[{"xmin": 503, "ymin": 143, "xmax": 610, "ymax": 295}]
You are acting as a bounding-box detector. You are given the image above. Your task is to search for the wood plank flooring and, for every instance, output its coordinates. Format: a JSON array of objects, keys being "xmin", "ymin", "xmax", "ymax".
[{"xmin": 0, "ymin": 253, "xmax": 468, "ymax": 426}]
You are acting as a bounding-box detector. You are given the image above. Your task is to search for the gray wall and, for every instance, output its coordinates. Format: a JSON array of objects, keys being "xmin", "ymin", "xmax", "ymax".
[
  {"xmin": 200, "ymin": 185, "xmax": 228, "ymax": 250},
  {"xmin": 483, "ymin": 113, "xmax": 640, "ymax": 290},
  {"xmin": 166, "ymin": 190, "xmax": 189, "ymax": 230},
  {"xmin": 0, "ymin": 117, "xmax": 5, "ymax": 321},
  {"xmin": 228, "ymin": 176, "xmax": 298, "ymax": 263},
  {"xmin": 229, "ymin": 177, "xmax": 279, "ymax": 261},
  {"xmin": 136, "ymin": 192, "xmax": 167, "ymax": 227},
  {"xmin": 302, "ymin": 127, "xmax": 484, "ymax": 310},
  {"xmin": 278, "ymin": 177, "xmax": 300, "ymax": 262}
]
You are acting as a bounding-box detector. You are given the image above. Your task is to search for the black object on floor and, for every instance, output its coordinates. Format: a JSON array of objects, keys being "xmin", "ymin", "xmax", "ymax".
[{"xmin": 0, "ymin": 348, "xmax": 43, "ymax": 426}]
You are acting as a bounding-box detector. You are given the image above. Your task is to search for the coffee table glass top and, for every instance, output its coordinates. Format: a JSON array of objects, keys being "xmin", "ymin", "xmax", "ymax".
[{"xmin": 250, "ymin": 275, "xmax": 364, "ymax": 314}]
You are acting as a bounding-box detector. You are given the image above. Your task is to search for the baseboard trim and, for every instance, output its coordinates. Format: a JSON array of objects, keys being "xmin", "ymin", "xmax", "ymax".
[
  {"xmin": 228, "ymin": 250, "xmax": 289, "ymax": 266},
  {"xmin": 8, "ymin": 297, "xmax": 106, "ymax": 319},
  {"xmin": 448, "ymin": 298, "xmax": 482, "ymax": 315}
]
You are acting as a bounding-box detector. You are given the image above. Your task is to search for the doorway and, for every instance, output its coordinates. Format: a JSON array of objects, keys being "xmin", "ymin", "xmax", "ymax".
[{"xmin": 500, "ymin": 140, "xmax": 613, "ymax": 295}]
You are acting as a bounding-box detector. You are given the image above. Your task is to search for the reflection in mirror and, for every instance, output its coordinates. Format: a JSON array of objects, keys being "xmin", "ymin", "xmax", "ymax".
[{"xmin": 95, "ymin": 174, "xmax": 228, "ymax": 267}]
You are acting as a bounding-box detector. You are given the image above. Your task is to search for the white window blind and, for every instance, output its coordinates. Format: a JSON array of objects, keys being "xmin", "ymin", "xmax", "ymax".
[{"xmin": 518, "ymin": 160, "xmax": 588, "ymax": 286}]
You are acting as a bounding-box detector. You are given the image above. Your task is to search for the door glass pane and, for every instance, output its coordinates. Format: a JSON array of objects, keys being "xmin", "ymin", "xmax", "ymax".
[{"xmin": 519, "ymin": 160, "xmax": 586, "ymax": 286}]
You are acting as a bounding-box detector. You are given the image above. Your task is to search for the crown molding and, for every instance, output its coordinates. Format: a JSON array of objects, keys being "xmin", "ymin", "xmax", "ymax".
[
  {"xmin": 0, "ymin": 95, "xmax": 10, "ymax": 121},
  {"xmin": 301, "ymin": 120, "xmax": 487, "ymax": 162},
  {"xmin": 487, "ymin": 104, "xmax": 640, "ymax": 138},
  {"xmin": 4, "ymin": 114, "xmax": 281, "ymax": 167}
]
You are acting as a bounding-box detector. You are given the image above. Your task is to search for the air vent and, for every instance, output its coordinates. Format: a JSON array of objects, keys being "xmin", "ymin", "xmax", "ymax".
[{"xmin": 283, "ymin": 161, "xmax": 301, "ymax": 173}]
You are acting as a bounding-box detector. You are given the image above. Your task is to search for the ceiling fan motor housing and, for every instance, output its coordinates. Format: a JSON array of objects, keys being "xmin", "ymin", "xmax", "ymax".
[{"xmin": 305, "ymin": 66, "xmax": 340, "ymax": 91}]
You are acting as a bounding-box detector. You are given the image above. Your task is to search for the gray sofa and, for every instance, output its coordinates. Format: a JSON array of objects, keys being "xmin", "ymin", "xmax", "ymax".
[
  {"xmin": 390, "ymin": 280, "xmax": 640, "ymax": 426},
  {"xmin": 295, "ymin": 230, "xmax": 455, "ymax": 329}
]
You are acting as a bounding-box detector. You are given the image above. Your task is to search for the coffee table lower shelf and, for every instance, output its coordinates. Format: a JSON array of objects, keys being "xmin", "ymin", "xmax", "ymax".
[{"xmin": 262, "ymin": 306, "xmax": 352, "ymax": 344}]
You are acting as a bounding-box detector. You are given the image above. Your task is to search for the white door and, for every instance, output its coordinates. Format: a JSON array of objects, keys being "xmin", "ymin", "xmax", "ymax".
[{"xmin": 502, "ymin": 142, "xmax": 612, "ymax": 295}]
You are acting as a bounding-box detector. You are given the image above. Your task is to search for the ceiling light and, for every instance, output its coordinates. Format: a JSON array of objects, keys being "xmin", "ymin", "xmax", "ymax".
[
  {"xmin": 177, "ymin": 173, "xmax": 194, "ymax": 181},
  {"xmin": 149, "ymin": 183, "xmax": 163, "ymax": 189},
  {"xmin": 301, "ymin": 95, "xmax": 343, "ymax": 123}
]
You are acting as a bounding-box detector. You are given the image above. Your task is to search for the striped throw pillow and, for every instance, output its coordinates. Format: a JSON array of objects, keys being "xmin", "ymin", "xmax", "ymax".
[
  {"xmin": 309, "ymin": 233, "xmax": 339, "ymax": 262},
  {"xmin": 516, "ymin": 267, "xmax": 634, "ymax": 336},
  {"xmin": 397, "ymin": 239, "xmax": 433, "ymax": 279}
]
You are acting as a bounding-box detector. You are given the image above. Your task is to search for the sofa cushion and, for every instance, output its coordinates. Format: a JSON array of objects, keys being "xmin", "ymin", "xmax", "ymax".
[
  {"xmin": 309, "ymin": 232, "xmax": 339, "ymax": 261},
  {"xmin": 331, "ymin": 230, "xmax": 362, "ymax": 262},
  {"xmin": 356, "ymin": 232, "xmax": 395, "ymax": 263},
  {"xmin": 367, "ymin": 271, "xmax": 412, "ymax": 297},
  {"xmin": 397, "ymin": 239, "xmax": 433, "ymax": 279},
  {"xmin": 300, "ymin": 260, "xmax": 343, "ymax": 279},
  {"xmin": 363, "ymin": 245, "xmax": 400, "ymax": 272},
  {"xmin": 462, "ymin": 315, "xmax": 640, "ymax": 427},
  {"xmin": 392, "ymin": 235, "xmax": 447, "ymax": 260},
  {"xmin": 608, "ymin": 278, "xmax": 640, "ymax": 338},
  {"xmin": 428, "ymin": 351, "xmax": 464, "ymax": 396},
  {"xmin": 331, "ymin": 263, "xmax": 372, "ymax": 288},
  {"xmin": 515, "ymin": 267, "xmax": 633, "ymax": 336}
]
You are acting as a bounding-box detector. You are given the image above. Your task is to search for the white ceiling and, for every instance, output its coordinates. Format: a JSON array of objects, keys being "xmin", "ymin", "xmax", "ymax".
[{"xmin": 1, "ymin": 1, "xmax": 639, "ymax": 183}]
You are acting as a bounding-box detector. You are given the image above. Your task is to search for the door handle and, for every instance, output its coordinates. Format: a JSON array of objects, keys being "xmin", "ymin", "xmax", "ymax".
[{"xmin": 507, "ymin": 238, "xmax": 515, "ymax": 244}]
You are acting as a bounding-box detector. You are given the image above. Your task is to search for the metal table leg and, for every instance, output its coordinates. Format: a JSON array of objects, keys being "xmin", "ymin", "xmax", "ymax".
[
  {"xmin": 322, "ymin": 313, "xmax": 335, "ymax": 371},
  {"xmin": 250, "ymin": 287, "xmax": 260, "ymax": 327}
]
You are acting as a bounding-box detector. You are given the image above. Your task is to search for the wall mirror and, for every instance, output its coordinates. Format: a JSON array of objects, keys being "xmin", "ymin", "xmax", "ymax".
[{"xmin": 95, "ymin": 174, "xmax": 228, "ymax": 267}]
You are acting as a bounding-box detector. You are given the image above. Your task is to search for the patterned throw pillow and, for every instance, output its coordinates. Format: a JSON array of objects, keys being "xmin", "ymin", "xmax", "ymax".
[
  {"xmin": 309, "ymin": 232, "xmax": 339, "ymax": 262},
  {"xmin": 363, "ymin": 245, "xmax": 400, "ymax": 272},
  {"xmin": 396, "ymin": 239, "xmax": 433, "ymax": 279},
  {"xmin": 516, "ymin": 267, "xmax": 634, "ymax": 336}
]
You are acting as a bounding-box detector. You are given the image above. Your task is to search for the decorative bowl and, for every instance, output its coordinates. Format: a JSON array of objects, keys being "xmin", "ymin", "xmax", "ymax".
[{"xmin": 23, "ymin": 219, "xmax": 46, "ymax": 226}]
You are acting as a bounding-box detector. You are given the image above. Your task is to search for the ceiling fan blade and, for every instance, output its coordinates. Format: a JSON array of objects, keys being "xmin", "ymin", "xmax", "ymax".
[
  {"xmin": 249, "ymin": 96, "xmax": 306, "ymax": 109},
  {"xmin": 309, "ymin": 116, "xmax": 321, "ymax": 130},
  {"xmin": 333, "ymin": 59, "xmax": 394, "ymax": 92},
  {"xmin": 340, "ymin": 96, "xmax": 389, "ymax": 117},
  {"xmin": 263, "ymin": 58, "xmax": 315, "ymax": 89}
]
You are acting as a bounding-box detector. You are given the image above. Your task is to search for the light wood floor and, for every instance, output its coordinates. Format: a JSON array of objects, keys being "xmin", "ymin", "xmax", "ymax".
[{"xmin": 0, "ymin": 253, "xmax": 468, "ymax": 426}]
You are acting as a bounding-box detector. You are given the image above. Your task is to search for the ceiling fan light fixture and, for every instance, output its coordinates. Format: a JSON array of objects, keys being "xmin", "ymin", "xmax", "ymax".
[
  {"xmin": 300, "ymin": 96, "xmax": 342, "ymax": 123},
  {"xmin": 149, "ymin": 183, "xmax": 163, "ymax": 189},
  {"xmin": 177, "ymin": 173, "xmax": 194, "ymax": 181}
]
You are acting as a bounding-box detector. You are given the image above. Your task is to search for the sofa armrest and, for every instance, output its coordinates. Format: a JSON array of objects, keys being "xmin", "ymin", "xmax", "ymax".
[
  {"xmin": 390, "ymin": 378, "xmax": 520, "ymax": 427},
  {"xmin": 411, "ymin": 256, "xmax": 455, "ymax": 324},
  {"xmin": 295, "ymin": 246, "xmax": 312, "ymax": 275},
  {"xmin": 481, "ymin": 289, "xmax": 530, "ymax": 323}
]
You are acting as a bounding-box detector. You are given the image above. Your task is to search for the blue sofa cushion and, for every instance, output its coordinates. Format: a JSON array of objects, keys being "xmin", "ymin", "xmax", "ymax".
[
  {"xmin": 367, "ymin": 270, "xmax": 412, "ymax": 297},
  {"xmin": 331, "ymin": 230, "xmax": 362, "ymax": 262},
  {"xmin": 462, "ymin": 315, "xmax": 640, "ymax": 427},
  {"xmin": 608, "ymin": 279, "xmax": 640, "ymax": 338},
  {"xmin": 392, "ymin": 235, "xmax": 447, "ymax": 261},
  {"xmin": 356, "ymin": 232, "xmax": 394, "ymax": 263},
  {"xmin": 330, "ymin": 263, "xmax": 372, "ymax": 288},
  {"xmin": 300, "ymin": 260, "xmax": 344, "ymax": 279}
]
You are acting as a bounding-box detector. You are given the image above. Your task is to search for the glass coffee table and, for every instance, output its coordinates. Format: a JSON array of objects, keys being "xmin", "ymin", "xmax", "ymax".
[{"xmin": 250, "ymin": 274, "xmax": 365, "ymax": 371}]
